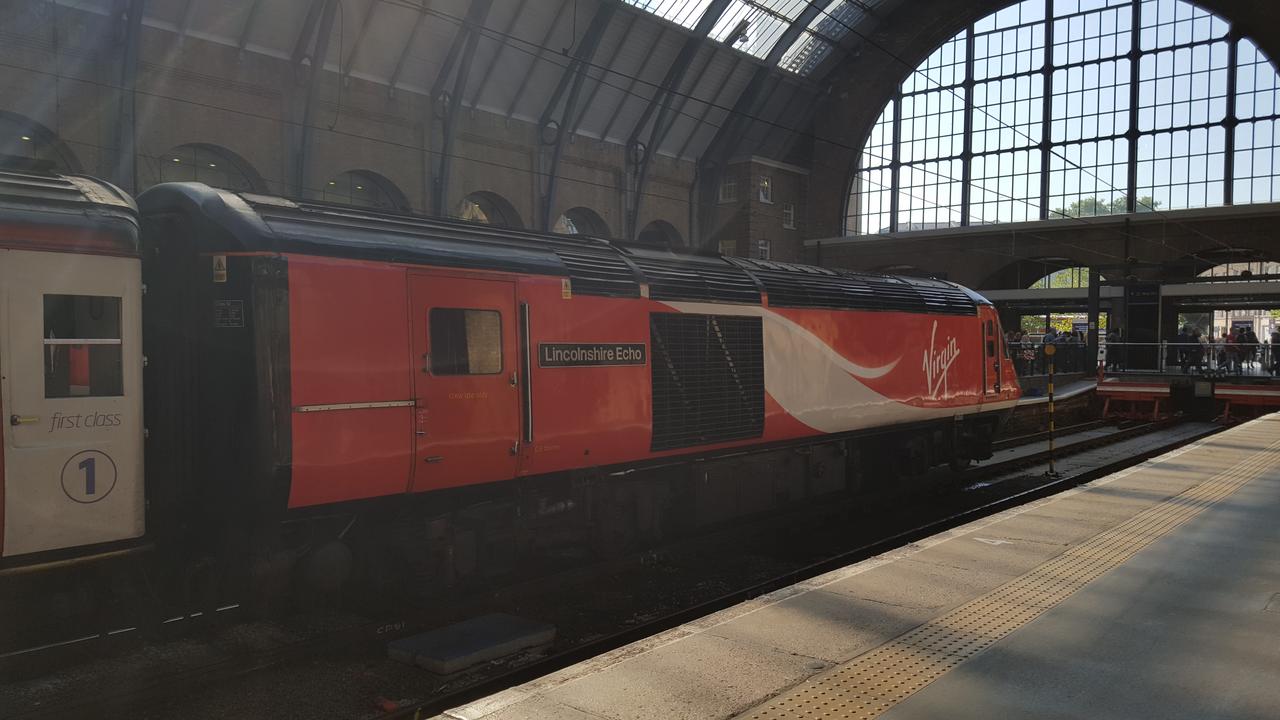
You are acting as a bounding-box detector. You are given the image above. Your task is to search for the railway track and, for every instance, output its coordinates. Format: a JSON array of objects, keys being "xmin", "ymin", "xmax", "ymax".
[{"xmin": 1, "ymin": 419, "xmax": 1220, "ymax": 720}]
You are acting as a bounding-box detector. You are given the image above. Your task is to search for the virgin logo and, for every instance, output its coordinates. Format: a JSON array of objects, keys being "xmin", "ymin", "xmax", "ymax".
[{"xmin": 923, "ymin": 321, "xmax": 961, "ymax": 399}]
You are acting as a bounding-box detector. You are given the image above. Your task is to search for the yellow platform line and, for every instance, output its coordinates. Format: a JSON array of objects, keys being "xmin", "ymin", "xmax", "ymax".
[{"xmin": 744, "ymin": 418, "xmax": 1280, "ymax": 720}]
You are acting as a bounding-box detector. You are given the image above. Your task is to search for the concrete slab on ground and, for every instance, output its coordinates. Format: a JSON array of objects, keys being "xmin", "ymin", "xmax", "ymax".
[{"xmin": 438, "ymin": 419, "xmax": 1265, "ymax": 720}]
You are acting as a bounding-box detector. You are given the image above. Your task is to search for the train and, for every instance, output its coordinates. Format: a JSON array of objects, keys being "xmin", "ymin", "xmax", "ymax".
[{"xmin": 0, "ymin": 171, "xmax": 1020, "ymax": 596}]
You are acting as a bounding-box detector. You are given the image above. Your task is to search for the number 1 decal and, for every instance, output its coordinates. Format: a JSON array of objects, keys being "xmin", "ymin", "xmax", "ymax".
[
  {"xmin": 78, "ymin": 456, "xmax": 96, "ymax": 495},
  {"xmin": 61, "ymin": 450, "xmax": 117, "ymax": 503}
]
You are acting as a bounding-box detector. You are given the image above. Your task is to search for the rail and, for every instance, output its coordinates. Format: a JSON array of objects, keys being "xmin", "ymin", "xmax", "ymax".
[{"xmin": 4, "ymin": 420, "xmax": 1223, "ymax": 720}]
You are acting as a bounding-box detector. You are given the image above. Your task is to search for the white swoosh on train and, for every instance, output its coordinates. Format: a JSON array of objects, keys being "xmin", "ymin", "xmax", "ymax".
[{"xmin": 660, "ymin": 302, "xmax": 899, "ymax": 379}]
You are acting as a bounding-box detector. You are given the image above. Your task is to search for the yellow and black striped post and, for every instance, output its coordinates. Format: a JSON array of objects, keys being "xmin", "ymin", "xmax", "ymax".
[{"xmin": 1044, "ymin": 342, "xmax": 1059, "ymax": 478}]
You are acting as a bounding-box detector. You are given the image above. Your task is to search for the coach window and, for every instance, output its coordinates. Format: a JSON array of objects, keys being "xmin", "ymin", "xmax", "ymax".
[
  {"xmin": 429, "ymin": 309, "xmax": 502, "ymax": 375},
  {"xmin": 43, "ymin": 295, "xmax": 124, "ymax": 398}
]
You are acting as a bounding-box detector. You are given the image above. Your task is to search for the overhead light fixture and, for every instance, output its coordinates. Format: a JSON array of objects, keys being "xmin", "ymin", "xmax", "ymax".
[
  {"xmin": 208, "ymin": 163, "xmax": 217, "ymax": 168},
  {"xmin": 172, "ymin": 157, "xmax": 181, "ymax": 163},
  {"xmin": 355, "ymin": 185, "xmax": 364, "ymax": 190},
  {"xmin": 328, "ymin": 181, "xmax": 336, "ymax": 186},
  {"xmin": 20, "ymin": 135, "xmax": 31, "ymax": 141}
]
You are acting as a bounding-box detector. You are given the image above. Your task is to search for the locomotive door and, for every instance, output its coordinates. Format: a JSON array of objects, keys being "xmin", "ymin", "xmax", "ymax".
[
  {"xmin": 408, "ymin": 275, "xmax": 520, "ymax": 492},
  {"xmin": 0, "ymin": 249, "xmax": 145, "ymax": 557},
  {"xmin": 981, "ymin": 311, "xmax": 1002, "ymax": 397}
]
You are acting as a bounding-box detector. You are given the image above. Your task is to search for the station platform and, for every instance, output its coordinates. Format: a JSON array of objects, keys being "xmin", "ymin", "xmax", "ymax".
[
  {"xmin": 1098, "ymin": 372, "xmax": 1280, "ymax": 420},
  {"xmin": 439, "ymin": 413, "xmax": 1280, "ymax": 720}
]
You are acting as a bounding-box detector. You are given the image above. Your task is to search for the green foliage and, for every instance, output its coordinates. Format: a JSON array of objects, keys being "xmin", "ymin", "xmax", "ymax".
[
  {"xmin": 1052, "ymin": 195, "xmax": 1161, "ymax": 218},
  {"xmin": 1030, "ymin": 266, "xmax": 1091, "ymax": 289}
]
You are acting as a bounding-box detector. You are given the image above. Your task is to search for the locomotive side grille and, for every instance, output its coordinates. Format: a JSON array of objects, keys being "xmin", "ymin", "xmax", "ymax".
[
  {"xmin": 650, "ymin": 313, "xmax": 764, "ymax": 452},
  {"xmin": 633, "ymin": 259, "xmax": 761, "ymax": 304},
  {"xmin": 553, "ymin": 248, "xmax": 641, "ymax": 297}
]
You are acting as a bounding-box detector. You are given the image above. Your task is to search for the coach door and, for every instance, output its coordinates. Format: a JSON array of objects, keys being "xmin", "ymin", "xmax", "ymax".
[
  {"xmin": 0, "ymin": 249, "xmax": 144, "ymax": 557},
  {"xmin": 408, "ymin": 274, "xmax": 520, "ymax": 492}
]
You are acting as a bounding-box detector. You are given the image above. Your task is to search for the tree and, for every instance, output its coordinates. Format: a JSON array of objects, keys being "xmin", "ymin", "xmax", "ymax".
[{"xmin": 1052, "ymin": 195, "xmax": 1161, "ymax": 218}]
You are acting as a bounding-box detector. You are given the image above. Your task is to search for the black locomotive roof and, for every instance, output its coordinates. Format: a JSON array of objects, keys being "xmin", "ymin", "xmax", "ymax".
[
  {"xmin": 137, "ymin": 182, "xmax": 988, "ymax": 315},
  {"xmin": 0, "ymin": 170, "xmax": 138, "ymax": 253}
]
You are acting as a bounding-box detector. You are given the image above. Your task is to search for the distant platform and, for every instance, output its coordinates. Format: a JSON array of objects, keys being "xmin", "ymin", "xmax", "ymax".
[
  {"xmin": 1098, "ymin": 371, "xmax": 1280, "ymax": 419},
  {"xmin": 440, "ymin": 414, "xmax": 1280, "ymax": 720}
]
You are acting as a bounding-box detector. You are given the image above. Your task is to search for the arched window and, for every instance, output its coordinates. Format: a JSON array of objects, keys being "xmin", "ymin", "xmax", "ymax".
[
  {"xmin": 1197, "ymin": 260, "xmax": 1280, "ymax": 280},
  {"xmin": 847, "ymin": 0, "xmax": 1280, "ymax": 235},
  {"xmin": 637, "ymin": 219, "xmax": 683, "ymax": 247},
  {"xmin": 457, "ymin": 191, "xmax": 523, "ymax": 228},
  {"xmin": 155, "ymin": 144, "xmax": 262, "ymax": 192},
  {"xmin": 322, "ymin": 170, "xmax": 410, "ymax": 211},
  {"xmin": 1028, "ymin": 266, "xmax": 1101, "ymax": 289},
  {"xmin": 0, "ymin": 113, "xmax": 79, "ymax": 174},
  {"xmin": 553, "ymin": 207, "xmax": 611, "ymax": 238}
]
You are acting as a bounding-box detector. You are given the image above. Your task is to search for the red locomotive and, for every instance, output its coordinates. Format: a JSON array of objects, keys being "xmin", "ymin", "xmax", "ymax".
[{"xmin": 0, "ymin": 173, "xmax": 1019, "ymax": 589}]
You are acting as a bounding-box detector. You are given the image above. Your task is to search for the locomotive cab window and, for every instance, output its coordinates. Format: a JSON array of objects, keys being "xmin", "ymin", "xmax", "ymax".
[
  {"xmin": 429, "ymin": 308, "xmax": 502, "ymax": 375},
  {"xmin": 43, "ymin": 294, "xmax": 124, "ymax": 398}
]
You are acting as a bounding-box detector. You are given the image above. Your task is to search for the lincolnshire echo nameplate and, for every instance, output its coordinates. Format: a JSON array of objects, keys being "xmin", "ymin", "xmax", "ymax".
[{"xmin": 539, "ymin": 343, "xmax": 646, "ymax": 367}]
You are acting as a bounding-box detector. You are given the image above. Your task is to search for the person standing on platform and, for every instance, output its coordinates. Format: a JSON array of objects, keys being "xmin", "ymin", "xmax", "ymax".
[
  {"xmin": 1107, "ymin": 327, "xmax": 1125, "ymax": 372},
  {"xmin": 1271, "ymin": 329, "xmax": 1280, "ymax": 376},
  {"xmin": 1227, "ymin": 327, "xmax": 1242, "ymax": 374},
  {"xmin": 1174, "ymin": 326, "xmax": 1191, "ymax": 373},
  {"xmin": 1244, "ymin": 327, "xmax": 1260, "ymax": 372}
]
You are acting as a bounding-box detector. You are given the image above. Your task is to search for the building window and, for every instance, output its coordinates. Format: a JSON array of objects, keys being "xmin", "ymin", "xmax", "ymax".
[
  {"xmin": 847, "ymin": 0, "xmax": 1280, "ymax": 234},
  {"xmin": 719, "ymin": 176, "xmax": 738, "ymax": 203},
  {"xmin": 429, "ymin": 308, "xmax": 502, "ymax": 375},
  {"xmin": 782, "ymin": 202, "xmax": 796, "ymax": 229},
  {"xmin": 758, "ymin": 175, "xmax": 773, "ymax": 203},
  {"xmin": 757, "ymin": 239, "xmax": 771, "ymax": 260},
  {"xmin": 44, "ymin": 295, "xmax": 123, "ymax": 398}
]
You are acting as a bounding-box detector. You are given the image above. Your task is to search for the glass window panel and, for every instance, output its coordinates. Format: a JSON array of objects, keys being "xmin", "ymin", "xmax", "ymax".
[
  {"xmin": 970, "ymin": 149, "xmax": 1043, "ymax": 223},
  {"xmin": 859, "ymin": 103, "xmax": 895, "ymax": 169},
  {"xmin": 1136, "ymin": 126, "xmax": 1225, "ymax": 210},
  {"xmin": 43, "ymin": 295, "xmax": 123, "ymax": 398},
  {"xmin": 1233, "ymin": 120, "xmax": 1280, "ymax": 204},
  {"xmin": 899, "ymin": 89, "xmax": 965, "ymax": 163},
  {"xmin": 902, "ymin": 31, "xmax": 967, "ymax": 94},
  {"xmin": 974, "ymin": 23, "xmax": 1046, "ymax": 81},
  {"xmin": 779, "ymin": 32, "xmax": 833, "ymax": 75},
  {"xmin": 848, "ymin": 168, "xmax": 893, "ymax": 235},
  {"xmin": 973, "ymin": 74, "xmax": 1044, "ymax": 153},
  {"xmin": 1051, "ymin": 59, "xmax": 1130, "ymax": 143},
  {"xmin": 1052, "ymin": 5, "xmax": 1130, "ymax": 66},
  {"xmin": 847, "ymin": 0, "xmax": 1280, "ymax": 233},
  {"xmin": 897, "ymin": 160, "xmax": 964, "ymax": 230},
  {"xmin": 1054, "ymin": 0, "xmax": 1131, "ymax": 18},
  {"xmin": 429, "ymin": 309, "xmax": 503, "ymax": 376},
  {"xmin": 1139, "ymin": 0, "xmax": 1226, "ymax": 51},
  {"xmin": 620, "ymin": 0, "xmax": 713, "ymax": 28},
  {"xmin": 1136, "ymin": 42, "xmax": 1228, "ymax": 131},
  {"xmin": 1047, "ymin": 138, "xmax": 1129, "ymax": 217},
  {"xmin": 711, "ymin": 1, "xmax": 801, "ymax": 59},
  {"xmin": 1236, "ymin": 39, "xmax": 1279, "ymax": 121},
  {"xmin": 158, "ymin": 145, "xmax": 255, "ymax": 191},
  {"xmin": 321, "ymin": 171, "xmax": 403, "ymax": 210}
]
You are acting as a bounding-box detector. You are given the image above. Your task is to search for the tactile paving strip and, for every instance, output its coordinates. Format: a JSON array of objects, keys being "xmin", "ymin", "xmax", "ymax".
[{"xmin": 745, "ymin": 421, "xmax": 1280, "ymax": 720}]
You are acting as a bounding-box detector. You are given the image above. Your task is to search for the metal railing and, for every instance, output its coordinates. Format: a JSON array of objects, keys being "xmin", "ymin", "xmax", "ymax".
[
  {"xmin": 1007, "ymin": 341, "xmax": 1089, "ymax": 377},
  {"xmin": 1008, "ymin": 340, "xmax": 1280, "ymax": 377}
]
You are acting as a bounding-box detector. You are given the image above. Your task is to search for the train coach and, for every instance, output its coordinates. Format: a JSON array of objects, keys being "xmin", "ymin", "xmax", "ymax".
[{"xmin": 1, "ymin": 173, "xmax": 1020, "ymax": 591}]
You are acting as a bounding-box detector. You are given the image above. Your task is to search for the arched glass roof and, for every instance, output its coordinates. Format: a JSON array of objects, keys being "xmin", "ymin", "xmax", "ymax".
[
  {"xmin": 620, "ymin": 0, "xmax": 868, "ymax": 76},
  {"xmin": 847, "ymin": 0, "xmax": 1280, "ymax": 236}
]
